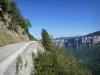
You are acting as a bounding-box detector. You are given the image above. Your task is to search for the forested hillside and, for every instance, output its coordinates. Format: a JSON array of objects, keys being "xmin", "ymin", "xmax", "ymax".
[
  {"xmin": 54, "ymin": 31, "xmax": 100, "ymax": 75},
  {"xmin": 65, "ymin": 44, "xmax": 100, "ymax": 75},
  {"xmin": 0, "ymin": 0, "xmax": 36, "ymax": 46}
]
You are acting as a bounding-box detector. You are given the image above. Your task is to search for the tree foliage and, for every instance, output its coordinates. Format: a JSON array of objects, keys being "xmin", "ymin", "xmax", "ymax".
[
  {"xmin": 65, "ymin": 45, "xmax": 100, "ymax": 75},
  {"xmin": 0, "ymin": 0, "xmax": 34, "ymax": 40},
  {"xmin": 0, "ymin": 0, "xmax": 11, "ymax": 12},
  {"xmin": 41, "ymin": 29, "xmax": 54, "ymax": 51},
  {"xmin": 32, "ymin": 29, "xmax": 92, "ymax": 75},
  {"xmin": 28, "ymin": 33, "xmax": 37, "ymax": 41}
]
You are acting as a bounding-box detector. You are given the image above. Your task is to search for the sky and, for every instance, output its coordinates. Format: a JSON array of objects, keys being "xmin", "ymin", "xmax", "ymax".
[{"xmin": 16, "ymin": 0, "xmax": 100, "ymax": 39}]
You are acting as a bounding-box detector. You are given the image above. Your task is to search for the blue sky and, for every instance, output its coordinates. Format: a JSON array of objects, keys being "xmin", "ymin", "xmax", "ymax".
[{"xmin": 16, "ymin": 0, "xmax": 100, "ymax": 39}]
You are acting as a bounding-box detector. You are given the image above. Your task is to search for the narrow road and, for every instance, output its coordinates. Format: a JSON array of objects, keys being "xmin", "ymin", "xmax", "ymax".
[
  {"xmin": 0, "ymin": 41, "xmax": 39, "ymax": 75},
  {"xmin": 0, "ymin": 41, "xmax": 37, "ymax": 63}
]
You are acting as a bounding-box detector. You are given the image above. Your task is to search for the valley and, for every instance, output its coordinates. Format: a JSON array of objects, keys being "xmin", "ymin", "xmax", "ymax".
[{"xmin": 54, "ymin": 31, "xmax": 100, "ymax": 75}]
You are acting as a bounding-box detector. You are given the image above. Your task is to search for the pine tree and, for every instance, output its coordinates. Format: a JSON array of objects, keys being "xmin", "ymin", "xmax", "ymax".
[{"xmin": 41, "ymin": 29, "xmax": 53, "ymax": 51}]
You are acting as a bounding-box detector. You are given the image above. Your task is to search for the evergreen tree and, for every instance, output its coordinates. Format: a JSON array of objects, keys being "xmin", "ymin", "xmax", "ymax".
[{"xmin": 41, "ymin": 29, "xmax": 53, "ymax": 51}]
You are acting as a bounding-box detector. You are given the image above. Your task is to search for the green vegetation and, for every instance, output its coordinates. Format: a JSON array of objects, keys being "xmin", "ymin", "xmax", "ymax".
[
  {"xmin": 16, "ymin": 55, "xmax": 23, "ymax": 74},
  {"xmin": 0, "ymin": 0, "xmax": 36, "ymax": 40},
  {"xmin": 41, "ymin": 29, "xmax": 54, "ymax": 51},
  {"xmin": 28, "ymin": 33, "xmax": 37, "ymax": 41},
  {"xmin": 32, "ymin": 29, "xmax": 92, "ymax": 75},
  {"xmin": 65, "ymin": 45, "xmax": 100, "ymax": 75},
  {"xmin": 0, "ymin": 0, "xmax": 11, "ymax": 13}
]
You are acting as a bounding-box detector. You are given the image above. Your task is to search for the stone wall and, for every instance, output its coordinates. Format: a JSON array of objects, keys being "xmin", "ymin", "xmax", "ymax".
[{"xmin": 3, "ymin": 42, "xmax": 44, "ymax": 75}]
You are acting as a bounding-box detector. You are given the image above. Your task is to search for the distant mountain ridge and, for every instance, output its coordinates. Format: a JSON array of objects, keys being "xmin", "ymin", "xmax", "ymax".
[
  {"xmin": 53, "ymin": 31, "xmax": 100, "ymax": 75},
  {"xmin": 54, "ymin": 31, "xmax": 100, "ymax": 40},
  {"xmin": 85, "ymin": 31, "xmax": 100, "ymax": 37},
  {"xmin": 53, "ymin": 31, "xmax": 100, "ymax": 47}
]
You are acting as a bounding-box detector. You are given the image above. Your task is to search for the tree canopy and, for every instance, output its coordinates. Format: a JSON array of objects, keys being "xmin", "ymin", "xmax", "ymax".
[{"xmin": 41, "ymin": 29, "xmax": 53, "ymax": 51}]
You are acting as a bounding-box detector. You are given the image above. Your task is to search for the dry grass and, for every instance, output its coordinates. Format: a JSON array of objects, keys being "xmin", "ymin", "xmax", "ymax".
[{"xmin": 0, "ymin": 32, "xmax": 17, "ymax": 46}]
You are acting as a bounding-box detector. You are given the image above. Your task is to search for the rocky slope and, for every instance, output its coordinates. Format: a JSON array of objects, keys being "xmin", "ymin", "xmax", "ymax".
[
  {"xmin": 0, "ymin": 13, "xmax": 30, "ymax": 46},
  {"xmin": 0, "ymin": 0, "xmax": 36, "ymax": 46}
]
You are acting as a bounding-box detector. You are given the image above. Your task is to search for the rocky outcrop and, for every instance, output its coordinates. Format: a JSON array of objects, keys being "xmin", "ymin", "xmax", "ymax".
[
  {"xmin": 54, "ymin": 31, "xmax": 100, "ymax": 47},
  {"xmin": 0, "ymin": 7, "xmax": 30, "ymax": 45}
]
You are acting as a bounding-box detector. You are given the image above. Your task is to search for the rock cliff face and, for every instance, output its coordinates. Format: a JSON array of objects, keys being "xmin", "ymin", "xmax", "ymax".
[
  {"xmin": 0, "ymin": 7, "xmax": 30, "ymax": 46},
  {"xmin": 53, "ymin": 31, "xmax": 100, "ymax": 47}
]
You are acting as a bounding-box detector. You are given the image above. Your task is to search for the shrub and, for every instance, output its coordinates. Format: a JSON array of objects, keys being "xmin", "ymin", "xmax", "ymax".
[{"xmin": 32, "ymin": 29, "xmax": 92, "ymax": 75}]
